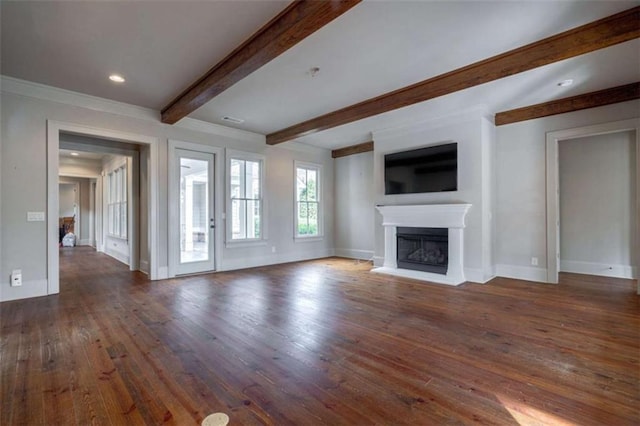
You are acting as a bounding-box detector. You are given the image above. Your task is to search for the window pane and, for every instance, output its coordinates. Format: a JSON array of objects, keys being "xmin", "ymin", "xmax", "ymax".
[
  {"xmin": 121, "ymin": 166, "xmax": 127, "ymax": 203},
  {"xmin": 109, "ymin": 173, "xmax": 115, "ymax": 203},
  {"xmin": 246, "ymin": 199, "xmax": 261, "ymax": 239},
  {"xmin": 115, "ymin": 169, "xmax": 121, "ymax": 203},
  {"xmin": 231, "ymin": 199, "xmax": 246, "ymax": 240},
  {"xmin": 295, "ymin": 165, "xmax": 320, "ymax": 237},
  {"xmin": 121, "ymin": 202, "xmax": 127, "ymax": 238},
  {"xmin": 114, "ymin": 203, "xmax": 120, "ymax": 236},
  {"xmin": 297, "ymin": 201, "xmax": 309, "ymax": 235},
  {"xmin": 180, "ymin": 158, "xmax": 210, "ymax": 262},
  {"xmin": 307, "ymin": 169, "xmax": 317, "ymax": 201},
  {"xmin": 192, "ymin": 182, "xmax": 207, "ymax": 230},
  {"xmin": 296, "ymin": 168, "xmax": 307, "ymax": 201},
  {"xmin": 230, "ymin": 159, "xmax": 243, "ymax": 198},
  {"xmin": 108, "ymin": 204, "xmax": 114, "ymax": 234},
  {"xmin": 245, "ymin": 160, "xmax": 260, "ymax": 199},
  {"xmin": 307, "ymin": 202, "xmax": 318, "ymax": 236}
]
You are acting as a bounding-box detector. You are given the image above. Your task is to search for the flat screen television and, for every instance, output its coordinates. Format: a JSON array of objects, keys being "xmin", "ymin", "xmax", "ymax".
[{"xmin": 384, "ymin": 142, "xmax": 457, "ymax": 195}]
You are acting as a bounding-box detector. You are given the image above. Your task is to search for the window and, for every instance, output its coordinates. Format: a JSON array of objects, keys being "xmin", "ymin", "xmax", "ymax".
[
  {"xmin": 295, "ymin": 162, "xmax": 322, "ymax": 238},
  {"xmin": 227, "ymin": 151, "xmax": 264, "ymax": 242},
  {"xmin": 107, "ymin": 164, "xmax": 127, "ymax": 239}
]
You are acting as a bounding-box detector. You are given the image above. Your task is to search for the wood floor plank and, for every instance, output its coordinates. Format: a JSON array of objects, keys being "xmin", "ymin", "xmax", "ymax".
[{"xmin": 1, "ymin": 247, "xmax": 638, "ymax": 425}]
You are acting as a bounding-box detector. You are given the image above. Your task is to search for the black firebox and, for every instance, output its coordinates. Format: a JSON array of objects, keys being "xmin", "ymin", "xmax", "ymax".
[{"xmin": 396, "ymin": 227, "xmax": 448, "ymax": 274}]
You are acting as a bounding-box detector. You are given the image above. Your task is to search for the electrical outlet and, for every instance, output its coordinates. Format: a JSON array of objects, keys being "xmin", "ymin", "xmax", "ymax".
[
  {"xmin": 271, "ymin": 246, "xmax": 276, "ymax": 253},
  {"xmin": 11, "ymin": 269, "xmax": 22, "ymax": 287},
  {"xmin": 531, "ymin": 257, "xmax": 539, "ymax": 266}
]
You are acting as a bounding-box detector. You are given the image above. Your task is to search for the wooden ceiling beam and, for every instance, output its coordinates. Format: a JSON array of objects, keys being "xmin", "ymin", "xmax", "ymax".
[
  {"xmin": 161, "ymin": 0, "xmax": 361, "ymax": 124},
  {"xmin": 267, "ymin": 6, "xmax": 640, "ymax": 145},
  {"xmin": 495, "ymin": 82, "xmax": 640, "ymax": 126},
  {"xmin": 331, "ymin": 141, "xmax": 373, "ymax": 158}
]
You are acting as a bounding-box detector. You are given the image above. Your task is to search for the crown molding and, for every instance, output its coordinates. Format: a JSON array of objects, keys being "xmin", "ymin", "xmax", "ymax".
[
  {"xmin": 0, "ymin": 75, "xmax": 265, "ymax": 143},
  {"xmin": 1, "ymin": 75, "xmax": 159, "ymax": 121}
]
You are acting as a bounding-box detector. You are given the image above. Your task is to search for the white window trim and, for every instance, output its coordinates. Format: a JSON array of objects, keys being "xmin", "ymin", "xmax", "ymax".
[
  {"xmin": 225, "ymin": 149, "xmax": 267, "ymax": 247},
  {"xmin": 294, "ymin": 160, "xmax": 323, "ymax": 241}
]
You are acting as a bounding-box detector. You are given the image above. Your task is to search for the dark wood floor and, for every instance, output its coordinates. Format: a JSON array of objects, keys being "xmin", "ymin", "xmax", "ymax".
[{"xmin": 1, "ymin": 247, "xmax": 638, "ymax": 425}]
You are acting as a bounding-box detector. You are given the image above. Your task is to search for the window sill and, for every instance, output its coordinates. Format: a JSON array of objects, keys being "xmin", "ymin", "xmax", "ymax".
[
  {"xmin": 107, "ymin": 234, "xmax": 128, "ymax": 242},
  {"xmin": 294, "ymin": 235, "xmax": 324, "ymax": 243},
  {"xmin": 225, "ymin": 240, "xmax": 268, "ymax": 249}
]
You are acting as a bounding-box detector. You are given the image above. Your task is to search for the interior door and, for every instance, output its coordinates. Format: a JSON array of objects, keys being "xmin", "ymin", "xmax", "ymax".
[{"xmin": 175, "ymin": 149, "xmax": 215, "ymax": 275}]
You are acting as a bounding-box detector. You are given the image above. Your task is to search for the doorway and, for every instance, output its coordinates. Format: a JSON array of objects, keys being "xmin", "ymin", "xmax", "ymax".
[
  {"xmin": 168, "ymin": 140, "xmax": 223, "ymax": 276},
  {"xmin": 175, "ymin": 150, "xmax": 215, "ymax": 274},
  {"xmin": 47, "ymin": 121, "xmax": 160, "ymax": 296},
  {"xmin": 546, "ymin": 118, "xmax": 640, "ymax": 292}
]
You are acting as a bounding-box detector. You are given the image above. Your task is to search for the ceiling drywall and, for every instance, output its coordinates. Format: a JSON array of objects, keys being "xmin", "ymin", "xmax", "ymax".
[
  {"xmin": 2, "ymin": 1, "xmax": 638, "ymax": 150},
  {"xmin": 0, "ymin": 0, "xmax": 291, "ymax": 108}
]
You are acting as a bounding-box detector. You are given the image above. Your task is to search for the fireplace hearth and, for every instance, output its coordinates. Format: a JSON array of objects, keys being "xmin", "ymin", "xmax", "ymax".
[{"xmin": 397, "ymin": 227, "xmax": 448, "ymax": 274}]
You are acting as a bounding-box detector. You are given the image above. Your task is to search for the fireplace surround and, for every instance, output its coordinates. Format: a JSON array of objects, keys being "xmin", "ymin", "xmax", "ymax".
[{"xmin": 373, "ymin": 204, "xmax": 471, "ymax": 285}]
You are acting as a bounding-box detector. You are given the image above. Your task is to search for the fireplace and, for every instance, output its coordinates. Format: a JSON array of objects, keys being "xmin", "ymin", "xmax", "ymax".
[
  {"xmin": 397, "ymin": 227, "xmax": 448, "ymax": 274},
  {"xmin": 373, "ymin": 204, "xmax": 471, "ymax": 285}
]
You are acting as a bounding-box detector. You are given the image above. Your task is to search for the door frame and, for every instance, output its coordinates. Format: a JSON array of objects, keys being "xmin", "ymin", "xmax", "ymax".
[
  {"xmin": 546, "ymin": 118, "xmax": 639, "ymax": 291},
  {"xmin": 168, "ymin": 139, "xmax": 223, "ymax": 277},
  {"xmin": 60, "ymin": 141, "xmax": 139, "ymax": 265},
  {"xmin": 47, "ymin": 121, "xmax": 161, "ymax": 296}
]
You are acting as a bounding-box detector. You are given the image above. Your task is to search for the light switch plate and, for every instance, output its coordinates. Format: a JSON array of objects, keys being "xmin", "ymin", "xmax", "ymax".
[{"xmin": 27, "ymin": 211, "xmax": 45, "ymax": 222}]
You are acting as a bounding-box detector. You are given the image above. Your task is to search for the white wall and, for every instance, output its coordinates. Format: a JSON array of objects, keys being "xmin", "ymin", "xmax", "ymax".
[
  {"xmin": 372, "ymin": 109, "xmax": 496, "ymax": 283},
  {"xmin": 495, "ymin": 100, "xmax": 640, "ymax": 282},
  {"xmin": 58, "ymin": 183, "xmax": 76, "ymax": 218},
  {"xmin": 0, "ymin": 81, "xmax": 334, "ymax": 302},
  {"xmin": 559, "ymin": 131, "xmax": 637, "ymax": 278},
  {"xmin": 334, "ymin": 151, "xmax": 374, "ymax": 260}
]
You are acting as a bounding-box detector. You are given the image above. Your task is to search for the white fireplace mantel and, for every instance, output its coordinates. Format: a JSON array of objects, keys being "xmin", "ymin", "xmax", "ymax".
[{"xmin": 373, "ymin": 203, "xmax": 472, "ymax": 285}]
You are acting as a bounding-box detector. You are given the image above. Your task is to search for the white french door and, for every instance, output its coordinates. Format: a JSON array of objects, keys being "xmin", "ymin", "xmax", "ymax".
[{"xmin": 173, "ymin": 149, "xmax": 215, "ymax": 275}]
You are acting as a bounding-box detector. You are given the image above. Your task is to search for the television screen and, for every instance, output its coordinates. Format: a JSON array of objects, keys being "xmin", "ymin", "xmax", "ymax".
[{"xmin": 384, "ymin": 143, "xmax": 457, "ymax": 195}]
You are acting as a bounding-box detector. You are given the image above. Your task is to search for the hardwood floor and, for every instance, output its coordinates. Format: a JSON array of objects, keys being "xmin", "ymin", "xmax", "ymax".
[{"xmin": 1, "ymin": 247, "xmax": 638, "ymax": 425}]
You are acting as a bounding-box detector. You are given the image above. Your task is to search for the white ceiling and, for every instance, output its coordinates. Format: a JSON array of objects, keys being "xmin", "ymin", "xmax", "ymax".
[
  {"xmin": 1, "ymin": 0, "xmax": 291, "ymax": 108},
  {"xmin": 2, "ymin": 1, "xmax": 639, "ymax": 150}
]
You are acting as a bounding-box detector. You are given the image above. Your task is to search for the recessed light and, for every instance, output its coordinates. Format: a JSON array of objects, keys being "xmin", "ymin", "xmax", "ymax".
[
  {"xmin": 109, "ymin": 74, "xmax": 125, "ymax": 83},
  {"xmin": 70, "ymin": 152, "xmax": 80, "ymax": 156},
  {"xmin": 557, "ymin": 79, "xmax": 573, "ymax": 87}
]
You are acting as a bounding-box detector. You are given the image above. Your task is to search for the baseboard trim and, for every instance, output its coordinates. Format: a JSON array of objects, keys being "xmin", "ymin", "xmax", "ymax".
[
  {"xmin": 78, "ymin": 239, "xmax": 94, "ymax": 246},
  {"xmin": 464, "ymin": 268, "xmax": 495, "ymax": 284},
  {"xmin": 560, "ymin": 260, "xmax": 637, "ymax": 279},
  {"xmin": 105, "ymin": 248, "xmax": 129, "ymax": 266},
  {"xmin": 496, "ymin": 264, "xmax": 548, "ymax": 283},
  {"xmin": 373, "ymin": 256, "xmax": 385, "ymax": 267},
  {"xmin": 0, "ymin": 279, "xmax": 49, "ymax": 302},
  {"xmin": 334, "ymin": 248, "xmax": 374, "ymax": 261},
  {"xmin": 220, "ymin": 249, "xmax": 335, "ymax": 272},
  {"xmin": 140, "ymin": 260, "xmax": 150, "ymax": 274}
]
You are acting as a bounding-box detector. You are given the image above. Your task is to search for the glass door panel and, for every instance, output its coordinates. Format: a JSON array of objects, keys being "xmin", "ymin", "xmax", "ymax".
[{"xmin": 175, "ymin": 149, "xmax": 215, "ymax": 275}]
